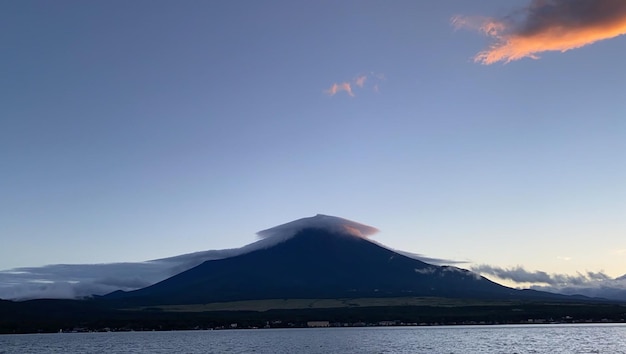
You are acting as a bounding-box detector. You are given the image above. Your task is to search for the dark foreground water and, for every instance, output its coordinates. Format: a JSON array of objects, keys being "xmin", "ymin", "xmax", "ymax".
[{"xmin": 1, "ymin": 324, "xmax": 625, "ymax": 354}]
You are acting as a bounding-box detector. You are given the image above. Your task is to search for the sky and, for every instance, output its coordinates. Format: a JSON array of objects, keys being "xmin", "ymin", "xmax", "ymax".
[{"xmin": 1, "ymin": 0, "xmax": 625, "ymax": 298}]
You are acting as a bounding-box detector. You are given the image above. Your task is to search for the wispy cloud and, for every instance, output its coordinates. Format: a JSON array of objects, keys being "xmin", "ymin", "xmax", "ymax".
[
  {"xmin": 393, "ymin": 250, "xmax": 468, "ymax": 266},
  {"xmin": 414, "ymin": 267, "xmax": 437, "ymax": 275},
  {"xmin": 453, "ymin": 0, "xmax": 626, "ymax": 64},
  {"xmin": 324, "ymin": 73, "xmax": 384, "ymax": 97},
  {"xmin": 324, "ymin": 82, "xmax": 354, "ymax": 97}
]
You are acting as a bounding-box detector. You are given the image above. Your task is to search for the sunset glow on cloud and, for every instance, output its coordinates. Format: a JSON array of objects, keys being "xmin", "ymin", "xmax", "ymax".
[
  {"xmin": 454, "ymin": 0, "xmax": 626, "ymax": 64},
  {"xmin": 324, "ymin": 82, "xmax": 354, "ymax": 97},
  {"xmin": 324, "ymin": 73, "xmax": 383, "ymax": 97}
]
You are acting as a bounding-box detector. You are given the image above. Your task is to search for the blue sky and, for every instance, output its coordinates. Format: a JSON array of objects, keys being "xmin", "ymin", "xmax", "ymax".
[{"xmin": 1, "ymin": 0, "xmax": 625, "ymax": 290}]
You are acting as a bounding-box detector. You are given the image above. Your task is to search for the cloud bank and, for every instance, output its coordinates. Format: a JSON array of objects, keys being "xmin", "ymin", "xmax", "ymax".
[
  {"xmin": 473, "ymin": 264, "xmax": 626, "ymax": 300},
  {"xmin": 453, "ymin": 0, "xmax": 626, "ymax": 64},
  {"xmin": 472, "ymin": 264, "xmax": 611, "ymax": 286}
]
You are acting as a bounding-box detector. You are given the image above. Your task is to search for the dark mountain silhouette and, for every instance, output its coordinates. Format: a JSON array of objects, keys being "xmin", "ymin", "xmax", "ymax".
[
  {"xmin": 1, "ymin": 216, "xmax": 619, "ymax": 334},
  {"xmin": 104, "ymin": 224, "xmax": 573, "ymax": 306}
]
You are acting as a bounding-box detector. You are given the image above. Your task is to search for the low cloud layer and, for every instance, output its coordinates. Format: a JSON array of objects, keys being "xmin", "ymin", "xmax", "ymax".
[
  {"xmin": 454, "ymin": 0, "xmax": 626, "ymax": 64},
  {"xmin": 473, "ymin": 264, "xmax": 626, "ymax": 300},
  {"xmin": 0, "ymin": 249, "xmax": 246, "ymax": 300},
  {"xmin": 472, "ymin": 264, "xmax": 611, "ymax": 286}
]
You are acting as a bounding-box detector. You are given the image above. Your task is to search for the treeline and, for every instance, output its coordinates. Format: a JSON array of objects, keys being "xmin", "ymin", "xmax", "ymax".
[{"xmin": 1, "ymin": 299, "xmax": 625, "ymax": 334}]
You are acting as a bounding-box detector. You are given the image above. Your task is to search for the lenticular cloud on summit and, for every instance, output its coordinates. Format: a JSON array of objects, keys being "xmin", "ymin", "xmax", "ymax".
[{"xmin": 454, "ymin": 0, "xmax": 626, "ymax": 64}]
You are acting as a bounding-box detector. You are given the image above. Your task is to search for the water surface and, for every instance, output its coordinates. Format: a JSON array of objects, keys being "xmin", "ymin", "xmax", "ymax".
[{"xmin": 1, "ymin": 324, "xmax": 625, "ymax": 354}]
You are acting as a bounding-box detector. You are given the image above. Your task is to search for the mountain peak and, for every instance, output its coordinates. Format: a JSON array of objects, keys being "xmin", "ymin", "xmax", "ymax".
[
  {"xmin": 104, "ymin": 214, "xmax": 579, "ymax": 305},
  {"xmin": 256, "ymin": 214, "xmax": 379, "ymax": 243}
]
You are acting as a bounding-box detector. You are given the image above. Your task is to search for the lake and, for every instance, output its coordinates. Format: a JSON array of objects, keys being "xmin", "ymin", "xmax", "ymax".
[{"xmin": 1, "ymin": 324, "xmax": 625, "ymax": 353}]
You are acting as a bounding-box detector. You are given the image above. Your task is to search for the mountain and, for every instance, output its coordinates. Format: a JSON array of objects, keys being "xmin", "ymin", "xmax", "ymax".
[{"xmin": 105, "ymin": 215, "xmax": 572, "ymax": 306}]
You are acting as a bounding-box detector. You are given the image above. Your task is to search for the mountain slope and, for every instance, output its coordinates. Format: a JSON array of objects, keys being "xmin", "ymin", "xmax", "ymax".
[{"xmin": 105, "ymin": 226, "xmax": 568, "ymax": 306}]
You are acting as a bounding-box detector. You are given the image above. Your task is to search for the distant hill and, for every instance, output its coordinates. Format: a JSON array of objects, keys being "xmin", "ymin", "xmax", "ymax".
[
  {"xmin": 534, "ymin": 276, "xmax": 626, "ymax": 302},
  {"xmin": 105, "ymin": 218, "xmax": 575, "ymax": 306}
]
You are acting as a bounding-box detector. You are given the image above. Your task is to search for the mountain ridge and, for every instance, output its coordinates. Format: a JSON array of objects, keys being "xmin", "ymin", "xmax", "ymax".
[{"xmin": 104, "ymin": 225, "xmax": 576, "ymax": 306}]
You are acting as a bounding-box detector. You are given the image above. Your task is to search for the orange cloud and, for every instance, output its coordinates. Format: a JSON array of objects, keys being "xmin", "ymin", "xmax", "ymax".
[
  {"xmin": 454, "ymin": 0, "xmax": 626, "ymax": 64},
  {"xmin": 324, "ymin": 73, "xmax": 384, "ymax": 97},
  {"xmin": 324, "ymin": 82, "xmax": 354, "ymax": 97}
]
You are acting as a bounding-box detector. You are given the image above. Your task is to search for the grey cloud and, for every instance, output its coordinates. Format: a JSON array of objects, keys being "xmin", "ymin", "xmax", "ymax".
[
  {"xmin": 454, "ymin": 0, "xmax": 626, "ymax": 63},
  {"xmin": 473, "ymin": 265, "xmax": 626, "ymax": 301},
  {"xmin": 518, "ymin": 0, "xmax": 626, "ymax": 35},
  {"xmin": 471, "ymin": 264, "xmax": 611, "ymax": 286}
]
